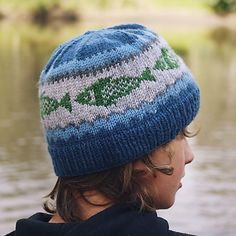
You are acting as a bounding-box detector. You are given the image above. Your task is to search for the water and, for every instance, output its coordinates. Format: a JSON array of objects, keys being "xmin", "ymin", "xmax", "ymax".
[{"xmin": 0, "ymin": 21, "xmax": 236, "ymax": 235}]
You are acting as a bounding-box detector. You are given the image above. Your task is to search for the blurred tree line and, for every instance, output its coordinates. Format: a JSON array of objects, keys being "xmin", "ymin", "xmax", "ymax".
[
  {"xmin": 0, "ymin": 0, "xmax": 236, "ymax": 24},
  {"xmin": 213, "ymin": 0, "xmax": 236, "ymax": 14}
]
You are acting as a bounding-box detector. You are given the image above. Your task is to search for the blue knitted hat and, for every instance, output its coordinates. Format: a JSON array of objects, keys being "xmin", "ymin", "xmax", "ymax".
[{"xmin": 39, "ymin": 24, "xmax": 200, "ymax": 176}]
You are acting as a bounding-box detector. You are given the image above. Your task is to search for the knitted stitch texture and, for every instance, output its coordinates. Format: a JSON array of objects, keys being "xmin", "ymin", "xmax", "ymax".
[{"xmin": 39, "ymin": 24, "xmax": 200, "ymax": 176}]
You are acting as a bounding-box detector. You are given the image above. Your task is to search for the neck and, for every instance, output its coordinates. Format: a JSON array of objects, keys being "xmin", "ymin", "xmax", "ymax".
[{"xmin": 49, "ymin": 191, "xmax": 113, "ymax": 223}]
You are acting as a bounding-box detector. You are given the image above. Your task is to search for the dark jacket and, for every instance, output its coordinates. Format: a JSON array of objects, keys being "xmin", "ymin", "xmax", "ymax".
[{"xmin": 6, "ymin": 203, "xmax": 196, "ymax": 236}]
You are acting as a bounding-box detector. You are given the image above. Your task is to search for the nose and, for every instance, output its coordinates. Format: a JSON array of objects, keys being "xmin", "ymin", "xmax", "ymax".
[{"xmin": 185, "ymin": 140, "xmax": 194, "ymax": 165}]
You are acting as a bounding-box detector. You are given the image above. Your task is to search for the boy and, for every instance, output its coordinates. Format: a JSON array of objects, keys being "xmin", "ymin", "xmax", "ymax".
[{"xmin": 7, "ymin": 24, "xmax": 200, "ymax": 236}]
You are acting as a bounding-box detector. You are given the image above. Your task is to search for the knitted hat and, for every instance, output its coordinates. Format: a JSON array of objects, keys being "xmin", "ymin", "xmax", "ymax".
[{"xmin": 39, "ymin": 24, "xmax": 200, "ymax": 177}]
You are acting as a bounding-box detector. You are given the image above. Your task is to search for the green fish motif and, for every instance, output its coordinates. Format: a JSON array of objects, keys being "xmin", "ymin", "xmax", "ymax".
[
  {"xmin": 155, "ymin": 48, "xmax": 179, "ymax": 71},
  {"xmin": 40, "ymin": 92, "xmax": 72, "ymax": 118},
  {"xmin": 76, "ymin": 68, "xmax": 156, "ymax": 107},
  {"xmin": 40, "ymin": 48, "xmax": 180, "ymax": 115}
]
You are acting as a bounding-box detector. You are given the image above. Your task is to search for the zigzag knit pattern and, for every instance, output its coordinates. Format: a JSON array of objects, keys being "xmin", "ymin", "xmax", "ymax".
[{"xmin": 39, "ymin": 24, "xmax": 200, "ymax": 176}]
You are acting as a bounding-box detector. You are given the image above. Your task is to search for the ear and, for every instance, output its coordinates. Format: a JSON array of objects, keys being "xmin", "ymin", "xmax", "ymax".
[
  {"xmin": 133, "ymin": 159, "xmax": 147, "ymax": 171},
  {"xmin": 133, "ymin": 159, "xmax": 156, "ymax": 178}
]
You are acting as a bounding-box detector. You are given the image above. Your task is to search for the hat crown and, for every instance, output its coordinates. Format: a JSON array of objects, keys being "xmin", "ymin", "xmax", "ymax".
[{"xmin": 40, "ymin": 24, "xmax": 157, "ymax": 84}]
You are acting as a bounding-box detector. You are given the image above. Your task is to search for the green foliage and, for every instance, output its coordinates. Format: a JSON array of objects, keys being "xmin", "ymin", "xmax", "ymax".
[
  {"xmin": 0, "ymin": 0, "xmax": 209, "ymax": 11},
  {"xmin": 152, "ymin": 0, "xmax": 209, "ymax": 9},
  {"xmin": 31, "ymin": 2, "xmax": 50, "ymax": 24},
  {"xmin": 0, "ymin": 0, "xmax": 59, "ymax": 10},
  {"xmin": 97, "ymin": 0, "xmax": 110, "ymax": 9},
  {"xmin": 1, "ymin": 0, "xmax": 236, "ymax": 23},
  {"xmin": 0, "ymin": 0, "xmax": 78, "ymax": 23},
  {"xmin": 121, "ymin": 0, "xmax": 137, "ymax": 7},
  {"xmin": 212, "ymin": 0, "xmax": 236, "ymax": 14}
]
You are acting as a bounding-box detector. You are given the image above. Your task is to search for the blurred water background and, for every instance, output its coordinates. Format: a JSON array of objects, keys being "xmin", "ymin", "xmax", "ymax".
[{"xmin": 0, "ymin": 1, "xmax": 236, "ymax": 235}]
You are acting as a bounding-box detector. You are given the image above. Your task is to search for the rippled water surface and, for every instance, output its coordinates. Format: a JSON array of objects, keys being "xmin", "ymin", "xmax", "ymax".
[{"xmin": 0, "ymin": 22, "xmax": 236, "ymax": 235}]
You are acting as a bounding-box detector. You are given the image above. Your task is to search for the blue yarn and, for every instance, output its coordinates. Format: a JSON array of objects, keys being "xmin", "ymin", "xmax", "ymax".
[
  {"xmin": 40, "ymin": 26, "xmax": 157, "ymax": 83},
  {"xmin": 39, "ymin": 24, "xmax": 200, "ymax": 176}
]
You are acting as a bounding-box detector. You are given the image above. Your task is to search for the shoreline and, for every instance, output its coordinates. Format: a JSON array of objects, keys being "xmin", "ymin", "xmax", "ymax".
[
  {"xmin": 0, "ymin": 8, "xmax": 236, "ymax": 30},
  {"xmin": 82, "ymin": 9, "xmax": 236, "ymax": 30}
]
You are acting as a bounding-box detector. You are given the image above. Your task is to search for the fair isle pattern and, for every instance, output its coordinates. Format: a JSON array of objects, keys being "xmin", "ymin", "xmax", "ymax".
[
  {"xmin": 40, "ymin": 39, "xmax": 164, "ymax": 94},
  {"xmin": 40, "ymin": 44, "xmax": 186, "ymax": 129},
  {"xmin": 46, "ymin": 73, "xmax": 196, "ymax": 143},
  {"xmin": 41, "ymin": 68, "xmax": 155, "ymax": 117},
  {"xmin": 39, "ymin": 24, "xmax": 200, "ymax": 176}
]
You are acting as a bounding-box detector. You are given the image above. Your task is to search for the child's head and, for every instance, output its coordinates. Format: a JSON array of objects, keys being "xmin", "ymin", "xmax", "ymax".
[{"xmin": 39, "ymin": 24, "xmax": 200, "ymax": 221}]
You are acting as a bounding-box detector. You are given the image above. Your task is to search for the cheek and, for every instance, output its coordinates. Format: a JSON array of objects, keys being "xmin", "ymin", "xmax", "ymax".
[{"xmin": 150, "ymin": 175, "xmax": 177, "ymax": 209}]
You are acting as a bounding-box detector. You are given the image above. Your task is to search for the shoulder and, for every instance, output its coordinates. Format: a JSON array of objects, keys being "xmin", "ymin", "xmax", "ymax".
[
  {"xmin": 97, "ymin": 205, "xmax": 195, "ymax": 236},
  {"xmin": 3, "ymin": 212, "xmax": 52, "ymax": 236},
  {"xmin": 120, "ymin": 209, "xmax": 196, "ymax": 236}
]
